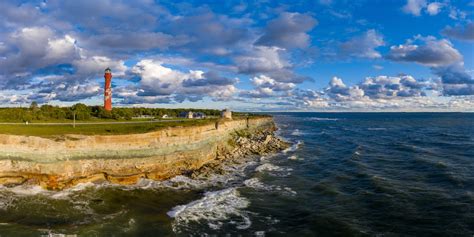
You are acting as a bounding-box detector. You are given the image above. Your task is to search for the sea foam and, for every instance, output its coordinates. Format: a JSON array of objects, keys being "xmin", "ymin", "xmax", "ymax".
[
  {"xmin": 291, "ymin": 129, "xmax": 305, "ymax": 136},
  {"xmin": 306, "ymin": 117, "xmax": 340, "ymax": 121},
  {"xmin": 283, "ymin": 140, "xmax": 303, "ymax": 154},
  {"xmin": 244, "ymin": 178, "xmax": 297, "ymax": 196},
  {"xmin": 255, "ymin": 163, "xmax": 293, "ymax": 177},
  {"xmin": 167, "ymin": 187, "xmax": 251, "ymax": 232}
]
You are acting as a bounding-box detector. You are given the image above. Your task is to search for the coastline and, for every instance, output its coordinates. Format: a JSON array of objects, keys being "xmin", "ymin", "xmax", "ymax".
[{"xmin": 0, "ymin": 117, "xmax": 288, "ymax": 190}]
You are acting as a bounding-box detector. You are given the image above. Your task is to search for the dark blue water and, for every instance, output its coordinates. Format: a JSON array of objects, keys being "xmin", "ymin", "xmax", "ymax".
[
  {"xmin": 268, "ymin": 112, "xmax": 474, "ymax": 236},
  {"xmin": 0, "ymin": 113, "xmax": 473, "ymax": 236}
]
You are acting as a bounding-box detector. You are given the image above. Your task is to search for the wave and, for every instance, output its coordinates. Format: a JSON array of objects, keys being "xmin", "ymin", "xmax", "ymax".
[
  {"xmin": 136, "ymin": 159, "xmax": 260, "ymax": 191},
  {"xmin": 0, "ymin": 181, "xmax": 117, "ymax": 200},
  {"xmin": 0, "ymin": 185, "xmax": 47, "ymax": 196},
  {"xmin": 244, "ymin": 178, "xmax": 297, "ymax": 196},
  {"xmin": 167, "ymin": 187, "xmax": 251, "ymax": 232},
  {"xmin": 305, "ymin": 117, "xmax": 340, "ymax": 121},
  {"xmin": 39, "ymin": 230, "xmax": 78, "ymax": 237},
  {"xmin": 291, "ymin": 129, "xmax": 305, "ymax": 136},
  {"xmin": 288, "ymin": 155, "xmax": 300, "ymax": 160},
  {"xmin": 244, "ymin": 178, "xmax": 269, "ymax": 190},
  {"xmin": 367, "ymin": 128, "xmax": 387, "ymax": 131},
  {"xmin": 255, "ymin": 163, "xmax": 293, "ymax": 177},
  {"xmin": 352, "ymin": 145, "xmax": 363, "ymax": 157},
  {"xmin": 255, "ymin": 163, "xmax": 292, "ymax": 172},
  {"xmin": 283, "ymin": 140, "xmax": 303, "ymax": 154},
  {"xmin": 136, "ymin": 175, "xmax": 209, "ymax": 190}
]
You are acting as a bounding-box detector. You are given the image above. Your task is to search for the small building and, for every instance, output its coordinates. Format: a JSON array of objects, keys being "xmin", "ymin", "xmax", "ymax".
[
  {"xmin": 179, "ymin": 111, "xmax": 193, "ymax": 119},
  {"xmin": 194, "ymin": 112, "xmax": 206, "ymax": 119},
  {"xmin": 221, "ymin": 109, "xmax": 232, "ymax": 119}
]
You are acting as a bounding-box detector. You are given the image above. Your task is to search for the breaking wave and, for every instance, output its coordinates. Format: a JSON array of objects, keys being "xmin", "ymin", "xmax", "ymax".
[
  {"xmin": 244, "ymin": 178, "xmax": 297, "ymax": 196},
  {"xmin": 0, "ymin": 182, "xmax": 103, "ymax": 200},
  {"xmin": 136, "ymin": 160, "xmax": 260, "ymax": 191},
  {"xmin": 167, "ymin": 188, "xmax": 251, "ymax": 232},
  {"xmin": 283, "ymin": 140, "xmax": 303, "ymax": 154},
  {"xmin": 255, "ymin": 163, "xmax": 293, "ymax": 177},
  {"xmin": 256, "ymin": 163, "xmax": 285, "ymax": 172}
]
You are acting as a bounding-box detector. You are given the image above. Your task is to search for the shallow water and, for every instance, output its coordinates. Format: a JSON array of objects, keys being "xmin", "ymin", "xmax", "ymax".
[{"xmin": 0, "ymin": 112, "xmax": 473, "ymax": 236}]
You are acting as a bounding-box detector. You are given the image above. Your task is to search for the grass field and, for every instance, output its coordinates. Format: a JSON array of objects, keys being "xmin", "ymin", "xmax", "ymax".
[{"xmin": 0, "ymin": 119, "xmax": 219, "ymax": 137}]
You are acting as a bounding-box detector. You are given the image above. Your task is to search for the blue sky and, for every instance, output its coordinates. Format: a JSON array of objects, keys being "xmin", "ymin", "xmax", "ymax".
[{"xmin": 0, "ymin": 0, "xmax": 473, "ymax": 111}]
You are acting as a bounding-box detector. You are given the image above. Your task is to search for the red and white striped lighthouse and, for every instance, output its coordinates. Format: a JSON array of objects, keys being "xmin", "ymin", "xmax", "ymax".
[{"xmin": 104, "ymin": 68, "xmax": 112, "ymax": 111}]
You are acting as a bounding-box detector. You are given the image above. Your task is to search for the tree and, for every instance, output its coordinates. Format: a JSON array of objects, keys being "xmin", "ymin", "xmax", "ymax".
[
  {"xmin": 30, "ymin": 101, "xmax": 39, "ymax": 111},
  {"xmin": 97, "ymin": 107, "xmax": 113, "ymax": 119},
  {"xmin": 71, "ymin": 103, "xmax": 91, "ymax": 120}
]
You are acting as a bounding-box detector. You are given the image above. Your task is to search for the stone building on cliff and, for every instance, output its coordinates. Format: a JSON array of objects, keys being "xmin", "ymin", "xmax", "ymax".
[{"xmin": 221, "ymin": 109, "xmax": 232, "ymax": 119}]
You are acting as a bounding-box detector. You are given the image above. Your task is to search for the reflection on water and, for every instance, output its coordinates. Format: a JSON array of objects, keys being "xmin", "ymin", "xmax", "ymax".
[{"xmin": 0, "ymin": 112, "xmax": 473, "ymax": 236}]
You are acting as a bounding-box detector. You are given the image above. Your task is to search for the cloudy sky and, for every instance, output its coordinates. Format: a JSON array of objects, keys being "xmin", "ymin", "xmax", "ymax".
[{"xmin": 0, "ymin": 0, "xmax": 473, "ymax": 111}]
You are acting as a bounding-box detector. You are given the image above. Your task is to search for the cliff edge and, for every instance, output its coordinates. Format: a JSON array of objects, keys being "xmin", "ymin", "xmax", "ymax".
[{"xmin": 0, "ymin": 117, "xmax": 288, "ymax": 190}]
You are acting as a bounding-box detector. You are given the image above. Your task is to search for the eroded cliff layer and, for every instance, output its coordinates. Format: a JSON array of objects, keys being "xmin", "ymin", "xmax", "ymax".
[{"xmin": 0, "ymin": 118, "xmax": 287, "ymax": 190}]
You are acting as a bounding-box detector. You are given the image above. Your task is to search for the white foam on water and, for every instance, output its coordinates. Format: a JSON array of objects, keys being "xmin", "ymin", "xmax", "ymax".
[
  {"xmin": 136, "ymin": 160, "xmax": 259, "ymax": 191},
  {"xmin": 2, "ymin": 185, "xmax": 48, "ymax": 196},
  {"xmin": 368, "ymin": 127, "xmax": 387, "ymax": 131},
  {"xmin": 0, "ymin": 184, "xmax": 102, "ymax": 219},
  {"xmin": 255, "ymin": 163, "xmax": 292, "ymax": 172},
  {"xmin": 50, "ymin": 182, "xmax": 98, "ymax": 199},
  {"xmin": 283, "ymin": 187, "xmax": 297, "ymax": 195},
  {"xmin": 158, "ymin": 175, "xmax": 208, "ymax": 190},
  {"xmin": 39, "ymin": 230, "xmax": 78, "ymax": 237},
  {"xmin": 167, "ymin": 187, "xmax": 251, "ymax": 232},
  {"xmin": 243, "ymin": 178, "xmax": 270, "ymax": 190},
  {"xmin": 283, "ymin": 140, "xmax": 303, "ymax": 154},
  {"xmin": 244, "ymin": 178, "xmax": 297, "ymax": 196},
  {"xmin": 306, "ymin": 117, "xmax": 340, "ymax": 121},
  {"xmin": 0, "ymin": 182, "xmax": 113, "ymax": 201},
  {"xmin": 255, "ymin": 163, "xmax": 293, "ymax": 177},
  {"xmin": 255, "ymin": 163, "xmax": 283, "ymax": 172},
  {"xmin": 288, "ymin": 155, "xmax": 299, "ymax": 160},
  {"xmin": 135, "ymin": 177, "xmax": 204, "ymax": 191},
  {"xmin": 291, "ymin": 129, "xmax": 304, "ymax": 136},
  {"xmin": 259, "ymin": 153, "xmax": 279, "ymax": 161}
]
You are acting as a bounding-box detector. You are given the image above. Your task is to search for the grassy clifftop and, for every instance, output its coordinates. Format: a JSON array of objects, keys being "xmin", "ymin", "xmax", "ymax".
[
  {"xmin": 0, "ymin": 116, "xmax": 271, "ymax": 137},
  {"xmin": 0, "ymin": 119, "xmax": 217, "ymax": 137},
  {"xmin": 0, "ymin": 104, "xmax": 270, "ymax": 137}
]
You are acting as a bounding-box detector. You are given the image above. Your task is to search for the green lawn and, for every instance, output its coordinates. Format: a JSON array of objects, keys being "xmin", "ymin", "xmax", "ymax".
[
  {"xmin": 0, "ymin": 118, "xmax": 152, "ymax": 123},
  {"xmin": 0, "ymin": 119, "xmax": 219, "ymax": 137}
]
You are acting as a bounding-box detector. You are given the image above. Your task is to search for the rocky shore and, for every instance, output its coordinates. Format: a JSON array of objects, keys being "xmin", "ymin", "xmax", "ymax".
[
  {"xmin": 0, "ymin": 118, "xmax": 288, "ymax": 190},
  {"xmin": 191, "ymin": 126, "xmax": 289, "ymax": 179}
]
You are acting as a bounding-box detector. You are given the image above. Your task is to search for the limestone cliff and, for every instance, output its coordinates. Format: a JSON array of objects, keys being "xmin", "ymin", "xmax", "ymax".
[{"xmin": 0, "ymin": 117, "xmax": 287, "ymax": 190}]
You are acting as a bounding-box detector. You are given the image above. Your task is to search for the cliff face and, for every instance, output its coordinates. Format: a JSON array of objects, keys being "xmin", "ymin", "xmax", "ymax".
[{"xmin": 0, "ymin": 118, "xmax": 287, "ymax": 190}]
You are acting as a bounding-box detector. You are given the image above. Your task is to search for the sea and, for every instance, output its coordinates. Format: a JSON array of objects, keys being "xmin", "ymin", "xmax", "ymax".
[{"xmin": 0, "ymin": 112, "xmax": 473, "ymax": 236}]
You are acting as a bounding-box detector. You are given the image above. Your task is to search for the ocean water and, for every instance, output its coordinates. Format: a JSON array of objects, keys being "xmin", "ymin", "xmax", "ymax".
[{"xmin": 0, "ymin": 112, "xmax": 473, "ymax": 236}]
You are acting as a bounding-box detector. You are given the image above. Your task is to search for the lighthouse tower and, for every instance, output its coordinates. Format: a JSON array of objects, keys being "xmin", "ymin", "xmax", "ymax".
[{"xmin": 104, "ymin": 68, "xmax": 112, "ymax": 111}]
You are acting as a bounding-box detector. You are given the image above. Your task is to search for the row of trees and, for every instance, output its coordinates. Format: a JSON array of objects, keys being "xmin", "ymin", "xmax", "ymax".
[{"xmin": 0, "ymin": 102, "xmax": 224, "ymax": 122}]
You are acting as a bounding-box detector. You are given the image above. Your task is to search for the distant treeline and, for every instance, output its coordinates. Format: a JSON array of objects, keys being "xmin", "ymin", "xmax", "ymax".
[{"xmin": 0, "ymin": 102, "xmax": 245, "ymax": 122}]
